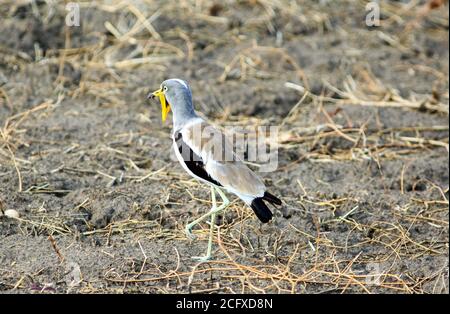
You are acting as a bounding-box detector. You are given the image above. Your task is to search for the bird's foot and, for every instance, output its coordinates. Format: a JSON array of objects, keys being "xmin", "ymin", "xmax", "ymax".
[
  {"xmin": 191, "ymin": 255, "xmax": 212, "ymax": 263},
  {"xmin": 185, "ymin": 225, "xmax": 196, "ymax": 240}
]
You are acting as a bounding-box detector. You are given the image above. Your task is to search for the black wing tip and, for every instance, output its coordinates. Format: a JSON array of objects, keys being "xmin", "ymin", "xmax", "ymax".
[
  {"xmin": 250, "ymin": 198, "xmax": 273, "ymax": 223},
  {"xmin": 263, "ymin": 191, "xmax": 282, "ymax": 206}
]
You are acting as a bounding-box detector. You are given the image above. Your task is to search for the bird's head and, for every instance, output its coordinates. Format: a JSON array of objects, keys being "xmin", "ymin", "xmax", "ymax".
[{"xmin": 147, "ymin": 78, "xmax": 193, "ymax": 122}]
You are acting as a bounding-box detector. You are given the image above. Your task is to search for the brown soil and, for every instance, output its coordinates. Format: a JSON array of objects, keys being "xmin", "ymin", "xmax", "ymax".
[{"xmin": 0, "ymin": 0, "xmax": 448, "ymax": 293}]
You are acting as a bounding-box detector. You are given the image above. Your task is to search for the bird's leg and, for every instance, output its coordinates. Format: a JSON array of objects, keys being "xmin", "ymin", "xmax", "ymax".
[
  {"xmin": 215, "ymin": 187, "xmax": 230, "ymax": 208},
  {"xmin": 187, "ymin": 187, "xmax": 230, "ymax": 262},
  {"xmin": 185, "ymin": 186, "xmax": 230, "ymax": 238},
  {"xmin": 191, "ymin": 187, "xmax": 217, "ymax": 262},
  {"xmin": 191, "ymin": 187, "xmax": 230, "ymax": 262},
  {"xmin": 185, "ymin": 186, "xmax": 217, "ymax": 239}
]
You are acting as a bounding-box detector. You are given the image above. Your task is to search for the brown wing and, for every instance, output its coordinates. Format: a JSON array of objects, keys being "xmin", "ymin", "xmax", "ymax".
[{"xmin": 181, "ymin": 120, "xmax": 266, "ymax": 198}]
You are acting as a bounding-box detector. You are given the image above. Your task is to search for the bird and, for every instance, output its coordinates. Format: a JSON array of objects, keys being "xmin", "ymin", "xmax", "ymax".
[{"xmin": 147, "ymin": 78, "xmax": 281, "ymax": 261}]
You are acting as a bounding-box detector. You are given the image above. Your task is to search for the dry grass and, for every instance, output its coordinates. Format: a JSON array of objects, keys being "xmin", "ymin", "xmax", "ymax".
[{"xmin": 0, "ymin": 0, "xmax": 448, "ymax": 294}]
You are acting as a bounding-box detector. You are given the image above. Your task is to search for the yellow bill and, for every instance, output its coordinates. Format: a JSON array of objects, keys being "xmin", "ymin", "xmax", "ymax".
[{"xmin": 150, "ymin": 88, "xmax": 171, "ymax": 122}]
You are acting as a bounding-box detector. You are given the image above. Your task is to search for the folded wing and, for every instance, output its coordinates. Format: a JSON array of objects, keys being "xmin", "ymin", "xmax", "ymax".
[{"xmin": 174, "ymin": 119, "xmax": 266, "ymax": 201}]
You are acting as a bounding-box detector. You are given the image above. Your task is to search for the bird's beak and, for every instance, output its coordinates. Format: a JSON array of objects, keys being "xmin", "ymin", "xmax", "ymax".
[{"xmin": 148, "ymin": 88, "xmax": 171, "ymax": 122}]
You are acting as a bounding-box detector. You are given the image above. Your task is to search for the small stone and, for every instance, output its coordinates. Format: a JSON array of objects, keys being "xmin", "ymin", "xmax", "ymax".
[{"xmin": 4, "ymin": 209, "xmax": 20, "ymax": 219}]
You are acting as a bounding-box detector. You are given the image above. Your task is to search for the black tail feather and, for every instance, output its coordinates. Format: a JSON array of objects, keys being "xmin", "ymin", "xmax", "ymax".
[
  {"xmin": 250, "ymin": 198, "xmax": 273, "ymax": 223},
  {"xmin": 263, "ymin": 191, "xmax": 282, "ymax": 206},
  {"xmin": 250, "ymin": 191, "xmax": 281, "ymax": 223}
]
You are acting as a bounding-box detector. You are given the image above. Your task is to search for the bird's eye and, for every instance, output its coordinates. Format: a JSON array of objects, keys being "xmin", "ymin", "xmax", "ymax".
[{"xmin": 163, "ymin": 86, "xmax": 168, "ymax": 92}]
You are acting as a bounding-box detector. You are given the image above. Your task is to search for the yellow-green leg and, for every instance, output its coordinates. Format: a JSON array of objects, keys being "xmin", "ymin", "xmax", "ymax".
[{"xmin": 186, "ymin": 186, "xmax": 230, "ymax": 262}]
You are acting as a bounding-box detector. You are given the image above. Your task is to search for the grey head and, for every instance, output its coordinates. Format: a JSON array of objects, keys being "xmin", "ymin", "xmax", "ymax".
[{"xmin": 160, "ymin": 78, "xmax": 198, "ymax": 129}]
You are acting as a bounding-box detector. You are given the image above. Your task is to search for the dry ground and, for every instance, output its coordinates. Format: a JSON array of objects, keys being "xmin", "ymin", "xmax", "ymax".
[{"xmin": 0, "ymin": 0, "xmax": 448, "ymax": 293}]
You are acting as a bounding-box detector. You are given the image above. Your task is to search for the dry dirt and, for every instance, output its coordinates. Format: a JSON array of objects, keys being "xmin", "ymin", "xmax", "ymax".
[{"xmin": 0, "ymin": 0, "xmax": 448, "ymax": 293}]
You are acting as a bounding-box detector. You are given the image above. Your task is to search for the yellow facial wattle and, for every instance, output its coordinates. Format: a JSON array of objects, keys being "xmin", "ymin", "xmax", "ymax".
[{"xmin": 151, "ymin": 88, "xmax": 171, "ymax": 122}]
